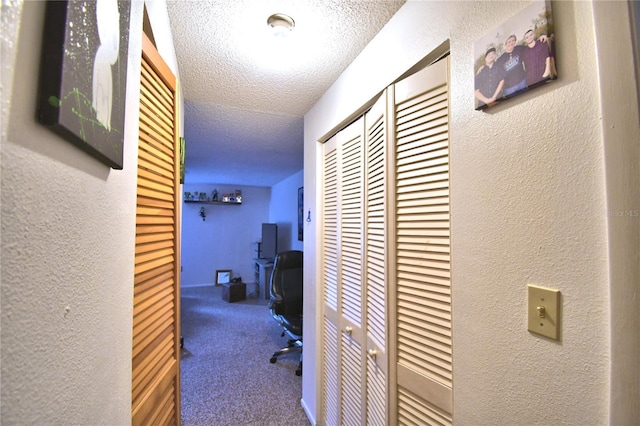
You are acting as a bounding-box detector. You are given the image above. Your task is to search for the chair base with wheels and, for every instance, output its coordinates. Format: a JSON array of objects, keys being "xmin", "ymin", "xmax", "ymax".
[{"xmin": 270, "ymin": 331, "xmax": 302, "ymax": 376}]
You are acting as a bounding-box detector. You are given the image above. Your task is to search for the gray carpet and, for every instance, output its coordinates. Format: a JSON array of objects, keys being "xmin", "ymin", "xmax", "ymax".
[{"xmin": 180, "ymin": 284, "xmax": 309, "ymax": 426}]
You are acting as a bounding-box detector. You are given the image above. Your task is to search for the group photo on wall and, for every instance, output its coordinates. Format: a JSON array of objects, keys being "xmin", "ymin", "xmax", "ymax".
[{"xmin": 474, "ymin": 0, "xmax": 557, "ymax": 110}]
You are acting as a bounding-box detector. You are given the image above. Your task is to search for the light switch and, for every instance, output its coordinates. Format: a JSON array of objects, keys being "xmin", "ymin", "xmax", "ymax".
[{"xmin": 527, "ymin": 285, "xmax": 561, "ymax": 340}]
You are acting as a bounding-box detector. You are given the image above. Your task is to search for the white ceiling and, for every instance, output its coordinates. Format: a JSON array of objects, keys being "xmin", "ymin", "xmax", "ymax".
[{"xmin": 166, "ymin": 0, "xmax": 405, "ymax": 187}]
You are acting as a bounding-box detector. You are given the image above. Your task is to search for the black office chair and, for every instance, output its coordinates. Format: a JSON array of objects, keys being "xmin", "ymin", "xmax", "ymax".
[{"xmin": 268, "ymin": 250, "xmax": 303, "ymax": 376}]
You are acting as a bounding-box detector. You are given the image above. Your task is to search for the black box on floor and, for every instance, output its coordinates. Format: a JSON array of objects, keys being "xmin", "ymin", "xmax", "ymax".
[{"xmin": 221, "ymin": 282, "xmax": 246, "ymax": 303}]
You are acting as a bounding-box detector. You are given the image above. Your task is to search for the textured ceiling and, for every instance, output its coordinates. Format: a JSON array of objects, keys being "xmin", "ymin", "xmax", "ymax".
[{"xmin": 166, "ymin": 0, "xmax": 405, "ymax": 186}]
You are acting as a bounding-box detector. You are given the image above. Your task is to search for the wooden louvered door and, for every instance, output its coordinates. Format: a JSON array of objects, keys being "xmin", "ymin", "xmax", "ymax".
[
  {"xmin": 321, "ymin": 116, "xmax": 366, "ymax": 425},
  {"xmin": 391, "ymin": 56, "xmax": 452, "ymax": 424},
  {"xmin": 132, "ymin": 32, "xmax": 181, "ymax": 426}
]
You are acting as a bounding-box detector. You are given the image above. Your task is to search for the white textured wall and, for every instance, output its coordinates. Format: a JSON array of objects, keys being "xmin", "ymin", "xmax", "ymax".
[
  {"xmin": 1, "ymin": 0, "xmax": 180, "ymax": 423},
  {"xmin": 270, "ymin": 170, "xmax": 304, "ymax": 253},
  {"xmin": 180, "ymin": 184, "xmax": 271, "ymax": 286},
  {"xmin": 303, "ymin": 1, "xmax": 638, "ymax": 424}
]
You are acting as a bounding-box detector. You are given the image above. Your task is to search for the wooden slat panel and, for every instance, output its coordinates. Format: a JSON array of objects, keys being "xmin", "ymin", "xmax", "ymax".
[
  {"xmin": 139, "ymin": 120, "xmax": 175, "ymax": 155},
  {"xmin": 139, "ymin": 136, "xmax": 175, "ymax": 169},
  {"xmin": 137, "ymin": 195, "xmax": 175, "ymax": 210},
  {"xmin": 133, "ymin": 272, "xmax": 173, "ymax": 302},
  {"xmin": 137, "ymin": 187, "xmax": 175, "ymax": 203},
  {"xmin": 146, "ymin": 383, "xmax": 176, "ymax": 426},
  {"xmin": 133, "ymin": 286, "xmax": 173, "ymax": 329},
  {"xmin": 133, "ymin": 333, "xmax": 173, "ymax": 390},
  {"xmin": 141, "ymin": 59, "xmax": 174, "ymax": 109},
  {"xmin": 136, "ymin": 224, "xmax": 175, "ymax": 236},
  {"xmin": 134, "ymin": 254, "xmax": 174, "ymax": 276},
  {"xmin": 132, "ymin": 324, "xmax": 173, "ymax": 373},
  {"xmin": 138, "ymin": 152, "xmax": 174, "ymax": 179},
  {"xmin": 132, "ymin": 359, "xmax": 177, "ymax": 425},
  {"xmin": 133, "ymin": 308, "xmax": 174, "ymax": 356},
  {"xmin": 140, "ymin": 84, "xmax": 174, "ymax": 133},
  {"xmin": 140, "ymin": 97, "xmax": 174, "ymax": 141},
  {"xmin": 133, "ymin": 32, "xmax": 180, "ymax": 426},
  {"xmin": 138, "ymin": 167, "xmax": 175, "ymax": 190},
  {"xmin": 136, "ymin": 239, "xmax": 174, "ymax": 255},
  {"xmin": 137, "ymin": 176, "xmax": 175, "ymax": 196}
]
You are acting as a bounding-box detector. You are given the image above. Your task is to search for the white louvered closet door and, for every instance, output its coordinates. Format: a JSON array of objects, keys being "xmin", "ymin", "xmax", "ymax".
[
  {"xmin": 321, "ymin": 57, "xmax": 451, "ymax": 426},
  {"xmin": 321, "ymin": 117, "xmax": 366, "ymax": 426},
  {"xmin": 339, "ymin": 116, "xmax": 366, "ymax": 426},
  {"xmin": 321, "ymin": 134, "xmax": 340, "ymax": 426},
  {"xmin": 363, "ymin": 93, "xmax": 388, "ymax": 426},
  {"xmin": 392, "ymin": 57, "xmax": 452, "ymax": 424}
]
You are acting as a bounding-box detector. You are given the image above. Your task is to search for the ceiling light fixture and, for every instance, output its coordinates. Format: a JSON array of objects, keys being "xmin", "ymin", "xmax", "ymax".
[{"xmin": 267, "ymin": 13, "xmax": 295, "ymax": 37}]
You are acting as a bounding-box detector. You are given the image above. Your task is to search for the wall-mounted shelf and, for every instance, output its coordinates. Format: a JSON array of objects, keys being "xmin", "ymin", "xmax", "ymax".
[
  {"xmin": 184, "ymin": 189, "xmax": 242, "ymax": 204},
  {"xmin": 184, "ymin": 200, "xmax": 241, "ymax": 205}
]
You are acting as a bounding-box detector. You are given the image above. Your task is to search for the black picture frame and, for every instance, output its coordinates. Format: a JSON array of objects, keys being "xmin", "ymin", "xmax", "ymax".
[
  {"xmin": 37, "ymin": 0, "xmax": 131, "ymax": 169},
  {"xmin": 216, "ymin": 270, "xmax": 231, "ymax": 285},
  {"xmin": 298, "ymin": 187, "xmax": 304, "ymax": 241},
  {"xmin": 473, "ymin": 0, "xmax": 556, "ymax": 111}
]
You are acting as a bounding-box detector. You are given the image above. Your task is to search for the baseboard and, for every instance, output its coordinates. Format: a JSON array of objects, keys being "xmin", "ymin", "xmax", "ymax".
[
  {"xmin": 300, "ymin": 397, "xmax": 315, "ymax": 425},
  {"xmin": 180, "ymin": 282, "xmax": 214, "ymax": 288}
]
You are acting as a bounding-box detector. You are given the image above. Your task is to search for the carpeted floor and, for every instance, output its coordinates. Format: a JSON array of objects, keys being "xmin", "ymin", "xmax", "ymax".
[{"xmin": 180, "ymin": 284, "xmax": 309, "ymax": 426}]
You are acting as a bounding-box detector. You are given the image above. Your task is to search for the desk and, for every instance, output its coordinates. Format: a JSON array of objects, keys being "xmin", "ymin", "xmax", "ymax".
[{"xmin": 254, "ymin": 258, "xmax": 273, "ymax": 299}]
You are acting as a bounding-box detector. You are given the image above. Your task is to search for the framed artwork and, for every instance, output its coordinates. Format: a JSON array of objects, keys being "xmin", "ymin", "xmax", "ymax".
[
  {"xmin": 37, "ymin": 0, "xmax": 132, "ymax": 168},
  {"xmin": 216, "ymin": 270, "xmax": 231, "ymax": 285},
  {"xmin": 298, "ymin": 187, "xmax": 304, "ymax": 241},
  {"xmin": 179, "ymin": 137, "xmax": 186, "ymax": 184},
  {"xmin": 474, "ymin": 0, "xmax": 556, "ymax": 111}
]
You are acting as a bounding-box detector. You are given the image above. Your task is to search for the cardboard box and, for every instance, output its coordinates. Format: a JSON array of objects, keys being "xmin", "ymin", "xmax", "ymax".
[{"xmin": 222, "ymin": 282, "xmax": 246, "ymax": 303}]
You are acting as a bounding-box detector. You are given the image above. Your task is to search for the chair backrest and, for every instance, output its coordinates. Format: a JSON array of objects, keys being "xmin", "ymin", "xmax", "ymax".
[{"xmin": 269, "ymin": 250, "xmax": 303, "ymax": 317}]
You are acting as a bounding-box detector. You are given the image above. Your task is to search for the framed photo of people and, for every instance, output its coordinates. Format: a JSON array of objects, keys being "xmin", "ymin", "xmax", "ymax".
[{"xmin": 474, "ymin": 0, "xmax": 557, "ymax": 111}]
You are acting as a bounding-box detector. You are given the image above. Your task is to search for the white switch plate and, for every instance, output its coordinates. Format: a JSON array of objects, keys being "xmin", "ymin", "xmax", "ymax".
[{"xmin": 527, "ymin": 285, "xmax": 561, "ymax": 340}]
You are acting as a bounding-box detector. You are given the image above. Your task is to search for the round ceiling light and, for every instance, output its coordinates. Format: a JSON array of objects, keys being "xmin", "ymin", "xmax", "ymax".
[{"xmin": 267, "ymin": 13, "xmax": 295, "ymax": 36}]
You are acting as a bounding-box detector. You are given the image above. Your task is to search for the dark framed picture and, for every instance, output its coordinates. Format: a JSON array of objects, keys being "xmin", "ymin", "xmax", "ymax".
[
  {"xmin": 37, "ymin": 0, "xmax": 131, "ymax": 168},
  {"xmin": 298, "ymin": 187, "xmax": 304, "ymax": 241},
  {"xmin": 216, "ymin": 270, "xmax": 231, "ymax": 285},
  {"xmin": 180, "ymin": 137, "xmax": 186, "ymax": 184},
  {"xmin": 474, "ymin": 0, "xmax": 556, "ymax": 111}
]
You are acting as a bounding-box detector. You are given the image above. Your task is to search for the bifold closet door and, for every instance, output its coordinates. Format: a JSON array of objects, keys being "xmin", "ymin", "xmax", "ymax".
[
  {"xmin": 321, "ymin": 116, "xmax": 366, "ymax": 426},
  {"xmin": 321, "ymin": 92, "xmax": 389, "ymax": 426},
  {"xmin": 320, "ymin": 56, "xmax": 451, "ymax": 426},
  {"xmin": 363, "ymin": 93, "xmax": 389, "ymax": 426},
  {"xmin": 391, "ymin": 56, "xmax": 452, "ymax": 425}
]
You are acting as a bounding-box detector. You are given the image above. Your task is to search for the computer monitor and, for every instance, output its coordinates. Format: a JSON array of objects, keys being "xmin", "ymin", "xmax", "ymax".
[{"xmin": 261, "ymin": 223, "xmax": 277, "ymax": 260}]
